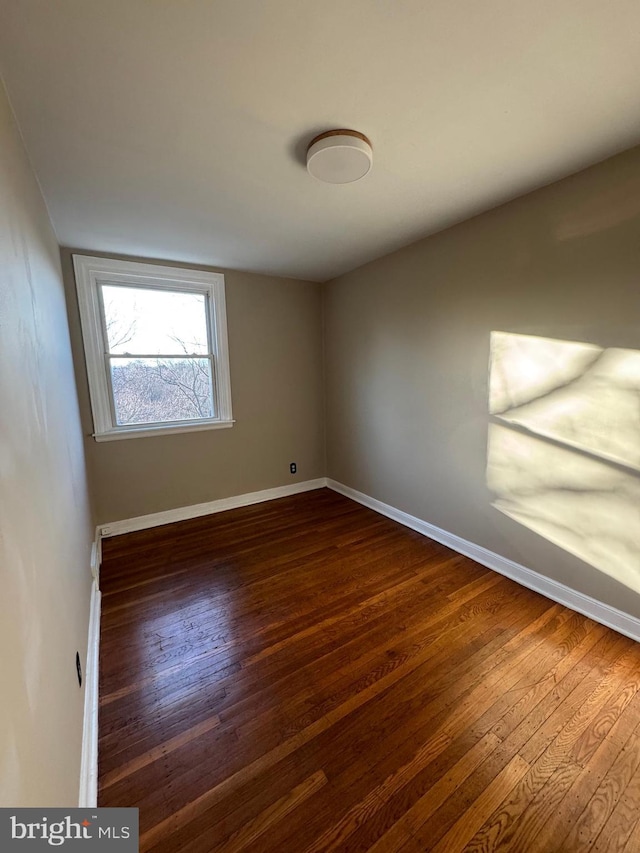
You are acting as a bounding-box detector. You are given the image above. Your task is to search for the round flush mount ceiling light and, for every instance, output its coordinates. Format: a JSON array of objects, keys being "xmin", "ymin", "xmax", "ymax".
[{"xmin": 306, "ymin": 129, "xmax": 373, "ymax": 184}]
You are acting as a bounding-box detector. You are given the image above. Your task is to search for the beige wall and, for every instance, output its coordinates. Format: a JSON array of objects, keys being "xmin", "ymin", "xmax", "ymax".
[
  {"xmin": 324, "ymin": 145, "xmax": 640, "ymax": 618},
  {"xmin": 61, "ymin": 250, "xmax": 325, "ymax": 523},
  {"xmin": 0, "ymin": 84, "xmax": 94, "ymax": 805}
]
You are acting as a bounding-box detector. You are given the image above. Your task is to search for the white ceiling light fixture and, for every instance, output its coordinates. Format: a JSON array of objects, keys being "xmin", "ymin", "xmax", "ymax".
[{"xmin": 306, "ymin": 129, "xmax": 373, "ymax": 184}]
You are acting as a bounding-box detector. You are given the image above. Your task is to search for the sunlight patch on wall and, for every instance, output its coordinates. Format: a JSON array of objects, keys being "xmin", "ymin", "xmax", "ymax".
[{"xmin": 487, "ymin": 332, "xmax": 640, "ymax": 593}]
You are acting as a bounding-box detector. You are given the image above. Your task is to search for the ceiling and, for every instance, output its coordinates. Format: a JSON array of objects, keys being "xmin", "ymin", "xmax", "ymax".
[{"xmin": 1, "ymin": 1, "xmax": 640, "ymax": 282}]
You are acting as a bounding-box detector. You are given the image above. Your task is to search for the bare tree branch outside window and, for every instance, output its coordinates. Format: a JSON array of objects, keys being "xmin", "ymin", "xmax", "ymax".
[{"xmin": 103, "ymin": 287, "xmax": 215, "ymax": 426}]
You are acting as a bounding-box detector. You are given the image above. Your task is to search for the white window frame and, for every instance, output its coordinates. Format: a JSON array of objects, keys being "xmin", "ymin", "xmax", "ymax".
[{"xmin": 73, "ymin": 255, "xmax": 233, "ymax": 441}]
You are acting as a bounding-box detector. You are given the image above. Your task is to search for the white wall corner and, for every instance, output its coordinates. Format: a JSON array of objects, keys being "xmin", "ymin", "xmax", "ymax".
[
  {"xmin": 326, "ymin": 479, "xmax": 640, "ymax": 644},
  {"xmin": 79, "ymin": 580, "xmax": 101, "ymax": 808}
]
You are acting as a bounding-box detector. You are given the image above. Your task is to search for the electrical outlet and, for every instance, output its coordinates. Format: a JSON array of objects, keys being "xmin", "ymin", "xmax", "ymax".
[
  {"xmin": 290, "ymin": 462, "xmax": 297, "ymax": 474},
  {"xmin": 75, "ymin": 651, "xmax": 82, "ymax": 687}
]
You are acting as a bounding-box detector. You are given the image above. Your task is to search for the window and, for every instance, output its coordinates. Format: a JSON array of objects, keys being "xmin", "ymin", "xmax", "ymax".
[{"xmin": 73, "ymin": 255, "xmax": 233, "ymax": 441}]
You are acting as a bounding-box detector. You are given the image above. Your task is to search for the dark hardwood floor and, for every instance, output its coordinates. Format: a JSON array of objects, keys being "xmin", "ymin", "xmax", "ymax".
[{"xmin": 99, "ymin": 488, "xmax": 640, "ymax": 852}]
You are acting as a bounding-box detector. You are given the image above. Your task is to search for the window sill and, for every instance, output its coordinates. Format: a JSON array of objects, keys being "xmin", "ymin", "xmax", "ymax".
[{"xmin": 92, "ymin": 420, "xmax": 235, "ymax": 442}]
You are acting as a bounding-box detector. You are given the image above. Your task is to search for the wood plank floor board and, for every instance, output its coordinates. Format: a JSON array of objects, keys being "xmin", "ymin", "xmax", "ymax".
[
  {"xmin": 99, "ymin": 552, "xmax": 440, "ymax": 695},
  {"xmin": 592, "ymin": 747, "xmax": 640, "ymax": 851},
  {"xmin": 323, "ymin": 600, "xmax": 562, "ymax": 794},
  {"xmin": 101, "ymin": 524, "xmax": 460, "ymax": 625},
  {"xmin": 225, "ymin": 578, "xmax": 516, "ymax": 747},
  {"xmin": 144, "ymin": 573, "xmax": 506, "ymax": 739},
  {"xmin": 367, "ymin": 617, "xmax": 605, "ymax": 843},
  {"xmin": 132, "ymin": 620, "xmax": 510, "ymax": 845},
  {"xmin": 559, "ymin": 713, "xmax": 640, "ymax": 851},
  {"xmin": 409, "ymin": 632, "xmax": 635, "ymax": 852},
  {"xmin": 383, "ymin": 635, "xmax": 622, "ymax": 850},
  {"xmin": 98, "ymin": 488, "xmax": 640, "ymax": 852},
  {"xmin": 104, "ymin": 560, "xmax": 490, "ymax": 764},
  {"xmin": 100, "ymin": 534, "xmax": 446, "ymax": 670},
  {"xmin": 135, "ymin": 604, "xmax": 540, "ymax": 832}
]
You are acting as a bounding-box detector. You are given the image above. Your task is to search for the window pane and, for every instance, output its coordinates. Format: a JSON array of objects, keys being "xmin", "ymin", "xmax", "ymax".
[
  {"xmin": 110, "ymin": 357, "xmax": 214, "ymax": 425},
  {"xmin": 102, "ymin": 285, "xmax": 209, "ymax": 355}
]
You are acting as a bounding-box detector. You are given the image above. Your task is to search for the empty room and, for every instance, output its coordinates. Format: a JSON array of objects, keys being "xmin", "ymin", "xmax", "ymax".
[{"xmin": 2, "ymin": 1, "xmax": 640, "ymax": 851}]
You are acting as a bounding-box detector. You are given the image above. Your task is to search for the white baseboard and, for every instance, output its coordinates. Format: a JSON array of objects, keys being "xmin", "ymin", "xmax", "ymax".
[
  {"xmin": 327, "ymin": 479, "xmax": 640, "ymax": 643},
  {"xmin": 90, "ymin": 534, "xmax": 101, "ymax": 590},
  {"xmin": 79, "ymin": 580, "xmax": 101, "ymax": 807},
  {"xmin": 99, "ymin": 478, "xmax": 328, "ymax": 538}
]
